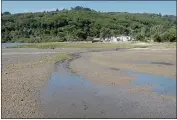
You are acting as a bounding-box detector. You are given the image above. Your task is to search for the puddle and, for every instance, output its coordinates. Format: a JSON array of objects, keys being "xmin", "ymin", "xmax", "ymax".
[
  {"xmin": 129, "ymin": 72, "xmax": 176, "ymax": 97},
  {"xmin": 108, "ymin": 66, "xmax": 176, "ymax": 97}
]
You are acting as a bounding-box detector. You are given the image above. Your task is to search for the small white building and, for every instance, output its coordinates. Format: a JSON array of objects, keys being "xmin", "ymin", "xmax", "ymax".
[
  {"xmin": 117, "ymin": 36, "xmax": 133, "ymax": 42},
  {"xmin": 111, "ymin": 36, "xmax": 118, "ymax": 42},
  {"xmin": 103, "ymin": 36, "xmax": 135, "ymax": 43}
]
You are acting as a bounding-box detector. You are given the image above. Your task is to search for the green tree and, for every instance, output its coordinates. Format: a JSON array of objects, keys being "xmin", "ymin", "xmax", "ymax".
[
  {"xmin": 1, "ymin": 6, "xmax": 175, "ymax": 43},
  {"xmin": 153, "ymin": 33, "xmax": 162, "ymax": 42},
  {"xmin": 135, "ymin": 33, "xmax": 145, "ymax": 41},
  {"xmin": 161, "ymin": 28, "xmax": 176, "ymax": 42},
  {"xmin": 2, "ymin": 11, "xmax": 11, "ymax": 15}
]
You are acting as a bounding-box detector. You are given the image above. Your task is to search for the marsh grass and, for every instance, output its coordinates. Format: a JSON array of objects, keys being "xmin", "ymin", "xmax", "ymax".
[
  {"xmin": 8, "ymin": 41, "xmax": 175, "ymax": 49},
  {"xmin": 8, "ymin": 42, "xmax": 150, "ymax": 49}
]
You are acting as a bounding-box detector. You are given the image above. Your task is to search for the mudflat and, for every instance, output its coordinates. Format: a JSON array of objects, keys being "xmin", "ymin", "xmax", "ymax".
[
  {"xmin": 71, "ymin": 48, "xmax": 176, "ymax": 84},
  {"xmin": 2, "ymin": 47, "xmax": 176, "ymax": 118},
  {"xmin": 70, "ymin": 48, "xmax": 176, "ymax": 118},
  {"xmin": 2, "ymin": 48, "xmax": 76, "ymax": 118},
  {"xmin": 1, "ymin": 48, "xmax": 111, "ymax": 118}
]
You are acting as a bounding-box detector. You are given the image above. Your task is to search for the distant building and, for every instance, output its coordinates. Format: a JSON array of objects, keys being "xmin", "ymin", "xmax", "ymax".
[
  {"xmin": 117, "ymin": 36, "xmax": 134, "ymax": 42},
  {"xmin": 93, "ymin": 38, "xmax": 100, "ymax": 41},
  {"xmin": 92, "ymin": 38, "xmax": 103, "ymax": 43},
  {"xmin": 103, "ymin": 36, "xmax": 135, "ymax": 42}
]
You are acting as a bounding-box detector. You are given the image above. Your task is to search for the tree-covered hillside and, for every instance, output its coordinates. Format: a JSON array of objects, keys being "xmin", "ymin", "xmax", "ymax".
[{"xmin": 2, "ymin": 6, "xmax": 176, "ymax": 43}]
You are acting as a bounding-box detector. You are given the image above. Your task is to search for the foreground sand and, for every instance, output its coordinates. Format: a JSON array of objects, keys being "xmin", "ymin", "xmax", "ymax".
[
  {"xmin": 2, "ymin": 47, "xmax": 176, "ymax": 118},
  {"xmin": 2, "ymin": 54, "xmax": 57, "ymax": 118},
  {"xmin": 1, "ymin": 48, "xmax": 111, "ymax": 118},
  {"xmin": 2, "ymin": 48, "xmax": 79, "ymax": 118}
]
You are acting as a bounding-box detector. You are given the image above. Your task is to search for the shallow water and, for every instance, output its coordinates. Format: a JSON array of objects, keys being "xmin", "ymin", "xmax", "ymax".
[
  {"xmin": 40, "ymin": 61, "xmax": 100, "ymax": 118},
  {"xmin": 129, "ymin": 72, "xmax": 176, "ymax": 97},
  {"xmin": 2, "ymin": 43, "xmax": 29, "ymax": 48},
  {"xmin": 40, "ymin": 59, "xmax": 176, "ymax": 118},
  {"xmin": 108, "ymin": 66, "xmax": 176, "ymax": 97}
]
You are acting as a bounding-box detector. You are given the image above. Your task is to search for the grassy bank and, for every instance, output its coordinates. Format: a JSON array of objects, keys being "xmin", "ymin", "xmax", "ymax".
[{"xmin": 8, "ymin": 42, "xmax": 151, "ymax": 49}]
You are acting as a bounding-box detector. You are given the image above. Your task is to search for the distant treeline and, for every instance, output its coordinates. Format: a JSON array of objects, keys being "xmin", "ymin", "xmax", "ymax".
[{"xmin": 2, "ymin": 6, "xmax": 176, "ymax": 43}]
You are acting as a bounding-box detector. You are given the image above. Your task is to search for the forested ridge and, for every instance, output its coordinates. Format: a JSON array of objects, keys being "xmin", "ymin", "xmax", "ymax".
[{"xmin": 2, "ymin": 6, "xmax": 176, "ymax": 43}]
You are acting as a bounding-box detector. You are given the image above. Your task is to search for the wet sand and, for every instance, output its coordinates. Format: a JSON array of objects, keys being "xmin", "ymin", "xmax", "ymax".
[
  {"xmin": 2, "ymin": 48, "xmax": 176, "ymax": 118},
  {"xmin": 70, "ymin": 48, "xmax": 176, "ymax": 118},
  {"xmin": 2, "ymin": 48, "xmax": 80, "ymax": 118},
  {"xmin": 1, "ymin": 48, "xmax": 112, "ymax": 118},
  {"xmin": 42, "ymin": 57, "xmax": 176, "ymax": 118},
  {"xmin": 90, "ymin": 49, "xmax": 176, "ymax": 78},
  {"xmin": 2, "ymin": 53, "xmax": 59, "ymax": 118}
]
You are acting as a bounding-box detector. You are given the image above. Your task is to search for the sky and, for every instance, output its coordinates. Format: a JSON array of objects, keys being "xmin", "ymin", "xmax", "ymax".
[{"xmin": 2, "ymin": 1, "xmax": 176, "ymax": 15}]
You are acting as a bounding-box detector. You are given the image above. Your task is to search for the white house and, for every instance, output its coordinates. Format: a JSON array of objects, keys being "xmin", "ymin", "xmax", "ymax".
[
  {"xmin": 109, "ymin": 36, "xmax": 117, "ymax": 42},
  {"xmin": 117, "ymin": 36, "xmax": 133, "ymax": 42},
  {"xmin": 103, "ymin": 36, "xmax": 135, "ymax": 43}
]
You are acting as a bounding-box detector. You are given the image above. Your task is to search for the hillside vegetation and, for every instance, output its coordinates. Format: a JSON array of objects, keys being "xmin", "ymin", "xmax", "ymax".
[{"xmin": 2, "ymin": 6, "xmax": 176, "ymax": 43}]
